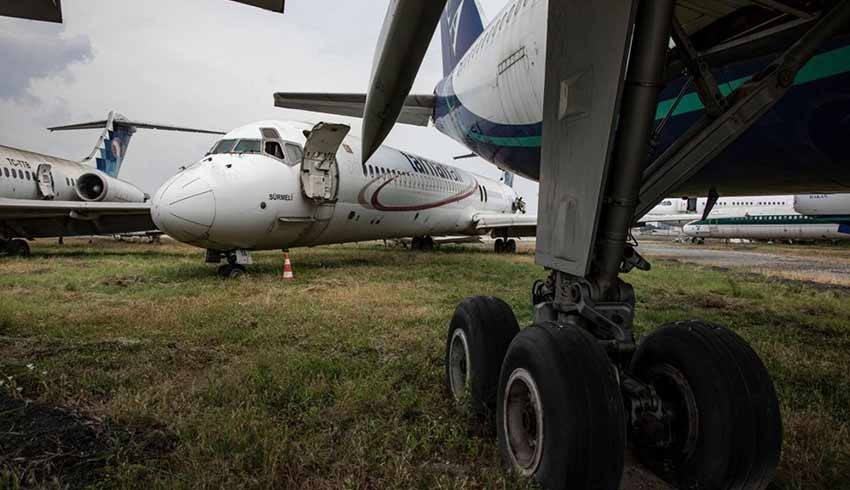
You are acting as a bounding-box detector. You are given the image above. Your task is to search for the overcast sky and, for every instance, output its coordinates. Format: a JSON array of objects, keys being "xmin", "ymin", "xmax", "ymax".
[{"xmin": 0, "ymin": 0, "xmax": 539, "ymax": 213}]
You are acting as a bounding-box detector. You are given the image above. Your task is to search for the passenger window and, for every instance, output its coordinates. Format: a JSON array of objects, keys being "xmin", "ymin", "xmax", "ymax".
[
  {"xmin": 284, "ymin": 143, "xmax": 303, "ymax": 165},
  {"xmin": 264, "ymin": 141, "xmax": 286, "ymax": 161},
  {"xmin": 3, "ymin": 168, "xmax": 8, "ymax": 177},
  {"xmin": 25, "ymin": 171, "xmax": 30, "ymax": 180},
  {"xmin": 11, "ymin": 169, "xmax": 17, "ymax": 179}
]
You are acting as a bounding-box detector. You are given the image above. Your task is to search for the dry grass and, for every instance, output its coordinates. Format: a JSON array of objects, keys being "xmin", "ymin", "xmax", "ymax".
[{"xmin": 1, "ymin": 238, "xmax": 849, "ymax": 489}]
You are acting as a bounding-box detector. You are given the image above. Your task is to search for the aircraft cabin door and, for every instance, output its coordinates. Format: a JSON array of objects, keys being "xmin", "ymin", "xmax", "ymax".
[
  {"xmin": 36, "ymin": 164, "xmax": 56, "ymax": 199},
  {"xmin": 300, "ymin": 122, "xmax": 350, "ymax": 203}
]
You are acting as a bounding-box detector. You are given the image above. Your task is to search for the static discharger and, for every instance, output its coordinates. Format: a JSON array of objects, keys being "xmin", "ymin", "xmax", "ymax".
[{"xmin": 282, "ymin": 251, "xmax": 294, "ymax": 281}]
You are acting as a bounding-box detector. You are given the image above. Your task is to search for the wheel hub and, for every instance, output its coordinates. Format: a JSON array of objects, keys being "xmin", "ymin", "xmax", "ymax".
[
  {"xmin": 503, "ymin": 368, "xmax": 544, "ymax": 476},
  {"xmin": 646, "ymin": 363, "xmax": 699, "ymax": 457},
  {"xmin": 448, "ymin": 329, "xmax": 471, "ymax": 400}
]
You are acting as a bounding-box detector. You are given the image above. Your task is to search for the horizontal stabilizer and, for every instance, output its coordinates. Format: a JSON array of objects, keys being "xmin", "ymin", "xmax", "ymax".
[
  {"xmin": 229, "ymin": 0, "xmax": 285, "ymax": 13},
  {"xmin": 48, "ymin": 118, "xmax": 225, "ymax": 135},
  {"xmin": 273, "ymin": 92, "xmax": 435, "ymax": 127}
]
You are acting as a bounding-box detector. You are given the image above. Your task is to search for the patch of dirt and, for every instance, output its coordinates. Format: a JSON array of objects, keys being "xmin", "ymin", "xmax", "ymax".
[
  {"xmin": 99, "ymin": 276, "xmax": 147, "ymax": 287},
  {"xmin": 0, "ymin": 397, "xmax": 176, "ymax": 488}
]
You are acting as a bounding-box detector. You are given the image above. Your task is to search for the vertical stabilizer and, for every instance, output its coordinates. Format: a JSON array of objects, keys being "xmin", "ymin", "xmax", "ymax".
[
  {"xmin": 81, "ymin": 111, "xmax": 135, "ymax": 178},
  {"xmin": 440, "ymin": 0, "xmax": 485, "ymax": 77},
  {"xmin": 48, "ymin": 112, "xmax": 225, "ymax": 178}
]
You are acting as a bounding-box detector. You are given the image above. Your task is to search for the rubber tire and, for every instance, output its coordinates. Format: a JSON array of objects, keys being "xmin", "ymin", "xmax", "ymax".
[
  {"xmin": 631, "ymin": 321, "xmax": 782, "ymax": 490},
  {"xmin": 411, "ymin": 237, "xmax": 421, "ymax": 250},
  {"xmin": 497, "ymin": 323, "xmax": 626, "ymax": 489},
  {"xmin": 445, "ymin": 296, "xmax": 520, "ymax": 412},
  {"xmin": 507, "ymin": 239, "xmax": 517, "ymax": 254},
  {"xmin": 8, "ymin": 239, "xmax": 30, "ymax": 257},
  {"xmin": 495, "ymin": 239, "xmax": 504, "ymax": 254},
  {"xmin": 422, "ymin": 236, "xmax": 434, "ymax": 252}
]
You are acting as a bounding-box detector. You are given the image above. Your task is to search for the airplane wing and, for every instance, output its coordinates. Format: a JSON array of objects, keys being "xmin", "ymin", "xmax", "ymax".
[
  {"xmin": 1, "ymin": 0, "xmax": 283, "ymax": 23},
  {"xmin": 273, "ymin": 93, "xmax": 435, "ymax": 127},
  {"xmin": 473, "ymin": 213, "xmax": 538, "ymax": 237},
  {"xmin": 637, "ymin": 213, "xmax": 701, "ymax": 226},
  {"xmin": 0, "ymin": 199, "xmax": 154, "ymax": 239}
]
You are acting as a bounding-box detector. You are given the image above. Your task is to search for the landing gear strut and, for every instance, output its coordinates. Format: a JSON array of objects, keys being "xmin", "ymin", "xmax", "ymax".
[{"xmin": 0, "ymin": 239, "xmax": 31, "ymax": 258}]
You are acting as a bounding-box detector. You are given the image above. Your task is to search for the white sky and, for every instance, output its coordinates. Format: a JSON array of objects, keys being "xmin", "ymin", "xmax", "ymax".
[{"xmin": 0, "ymin": 0, "xmax": 539, "ymax": 213}]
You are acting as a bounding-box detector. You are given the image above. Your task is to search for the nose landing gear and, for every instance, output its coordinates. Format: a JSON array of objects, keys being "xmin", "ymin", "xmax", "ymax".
[{"xmin": 206, "ymin": 249, "xmax": 252, "ymax": 279}]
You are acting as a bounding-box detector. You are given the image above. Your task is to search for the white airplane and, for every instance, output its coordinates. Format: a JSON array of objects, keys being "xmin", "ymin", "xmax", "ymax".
[
  {"xmin": 683, "ymin": 193, "xmax": 850, "ymax": 241},
  {"xmin": 275, "ymin": 1, "xmax": 850, "ymax": 489},
  {"xmin": 641, "ymin": 195, "xmax": 799, "ymax": 227},
  {"xmin": 0, "ymin": 111, "xmax": 222, "ymax": 256},
  {"xmin": 151, "ymin": 120, "xmax": 534, "ymax": 278}
]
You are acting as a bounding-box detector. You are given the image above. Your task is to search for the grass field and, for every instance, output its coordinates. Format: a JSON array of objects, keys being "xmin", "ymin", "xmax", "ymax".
[{"xmin": 1, "ymin": 239, "xmax": 849, "ymax": 489}]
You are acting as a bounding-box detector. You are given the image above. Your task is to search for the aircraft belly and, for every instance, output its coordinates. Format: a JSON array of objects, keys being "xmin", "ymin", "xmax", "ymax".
[{"xmin": 434, "ymin": 35, "xmax": 850, "ymax": 195}]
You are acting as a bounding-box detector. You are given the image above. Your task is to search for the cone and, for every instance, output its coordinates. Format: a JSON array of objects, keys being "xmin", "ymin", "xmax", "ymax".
[{"xmin": 282, "ymin": 252, "xmax": 294, "ymax": 281}]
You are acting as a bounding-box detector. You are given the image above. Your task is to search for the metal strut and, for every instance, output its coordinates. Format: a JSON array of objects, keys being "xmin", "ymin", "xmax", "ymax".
[{"xmin": 635, "ymin": 0, "xmax": 850, "ymax": 219}]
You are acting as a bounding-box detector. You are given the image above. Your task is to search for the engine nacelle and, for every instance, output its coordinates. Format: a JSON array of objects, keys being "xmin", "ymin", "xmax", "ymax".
[
  {"xmin": 794, "ymin": 194, "xmax": 850, "ymax": 216},
  {"xmin": 76, "ymin": 172, "xmax": 148, "ymax": 203}
]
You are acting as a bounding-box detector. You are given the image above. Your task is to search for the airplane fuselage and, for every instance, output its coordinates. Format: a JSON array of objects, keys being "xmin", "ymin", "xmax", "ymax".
[
  {"xmin": 0, "ymin": 145, "xmax": 89, "ymax": 202},
  {"xmin": 432, "ymin": 0, "xmax": 850, "ymax": 195},
  {"xmin": 152, "ymin": 121, "xmax": 519, "ymax": 251}
]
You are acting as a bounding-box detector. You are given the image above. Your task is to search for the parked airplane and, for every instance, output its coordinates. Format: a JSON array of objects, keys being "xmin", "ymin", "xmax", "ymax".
[
  {"xmin": 151, "ymin": 120, "xmax": 534, "ymax": 278},
  {"xmin": 0, "ymin": 111, "xmax": 222, "ymax": 256},
  {"xmin": 683, "ymin": 193, "xmax": 850, "ymax": 241},
  {"xmin": 641, "ymin": 195, "xmax": 798, "ymax": 226}
]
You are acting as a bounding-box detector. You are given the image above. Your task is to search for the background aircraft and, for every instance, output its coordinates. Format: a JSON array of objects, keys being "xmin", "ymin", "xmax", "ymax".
[
  {"xmin": 151, "ymin": 119, "xmax": 534, "ymax": 278},
  {"xmin": 683, "ymin": 193, "xmax": 850, "ymax": 241},
  {"xmin": 0, "ymin": 111, "xmax": 222, "ymax": 256}
]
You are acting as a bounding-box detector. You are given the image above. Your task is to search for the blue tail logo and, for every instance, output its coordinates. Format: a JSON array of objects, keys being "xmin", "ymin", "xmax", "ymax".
[
  {"xmin": 441, "ymin": 0, "xmax": 485, "ymax": 77},
  {"xmin": 84, "ymin": 112, "xmax": 136, "ymax": 177}
]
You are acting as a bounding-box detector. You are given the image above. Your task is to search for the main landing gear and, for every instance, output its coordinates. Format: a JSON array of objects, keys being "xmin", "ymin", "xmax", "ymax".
[
  {"xmin": 206, "ymin": 249, "xmax": 251, "ymax": 279},
  {"xmin": 0, "ymin": 239, "xmax": 31, "ymax": 258},
  {"xmin": 410, "ymin": 236, "xmax": 434, "ymax": 252},
  {"xmin": 494, "ymin": 238, "xmax": 517, "ymax": 254},
  {"xmin": 446, "ymin": 290, "xmax": 782, "ymax": 489}
]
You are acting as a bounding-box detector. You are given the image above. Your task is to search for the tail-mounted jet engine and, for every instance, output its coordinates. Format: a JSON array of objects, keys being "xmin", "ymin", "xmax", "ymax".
[{"xmin": 76, "ymin": 172, "xmax": 148, "ymax": 203}]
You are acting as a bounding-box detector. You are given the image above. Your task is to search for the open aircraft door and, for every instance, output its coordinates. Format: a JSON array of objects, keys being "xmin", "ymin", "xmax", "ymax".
[
  {"xmin": 300, "ymin": 123, "xmax": 350, "ymax": 203},
  {"xmin": 36, "ymin": 164, "xmax": 56, "ymax": 200}
]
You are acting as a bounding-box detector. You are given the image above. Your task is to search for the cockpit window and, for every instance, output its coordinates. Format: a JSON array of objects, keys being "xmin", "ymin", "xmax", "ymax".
[
  {"xmin": 285, "ymin": 143, "xmax": 303, "ymax": 164},
  {"xmin": 264, "ymin": 141, "xmax": 285, "ymax": 160},
  {"xmin": 208, "ymin": 139, "xmax": 262, "ymax": 155},
  {"xmin": 233, "ymin": 139, "xmax": 261, "ymax": 154},
  {"xmin": 209, "ymin": 139, "xmax": 237, "ymax": 154}
]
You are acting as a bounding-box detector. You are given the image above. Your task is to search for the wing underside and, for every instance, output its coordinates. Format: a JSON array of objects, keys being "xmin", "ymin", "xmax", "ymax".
[{"xmin": 0, "ymin": 199, "xmax": 154, "ymax": 239}]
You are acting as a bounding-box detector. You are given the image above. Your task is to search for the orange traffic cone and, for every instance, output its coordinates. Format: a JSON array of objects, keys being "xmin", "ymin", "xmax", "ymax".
[{"xmin": 282, "ymin": 251, "xmax": 294, "ymax": 281}]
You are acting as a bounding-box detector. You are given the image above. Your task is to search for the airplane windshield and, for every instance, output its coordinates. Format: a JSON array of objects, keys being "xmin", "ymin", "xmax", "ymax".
[{"xmin": 208, "ymin": 139, "xmax": 262, "ymax": 155}]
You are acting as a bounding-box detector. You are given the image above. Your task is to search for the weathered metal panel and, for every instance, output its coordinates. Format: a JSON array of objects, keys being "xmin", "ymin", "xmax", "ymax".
[{"xmin": 535, "ymin": 0, "xmax": 637, "ymax": 275}]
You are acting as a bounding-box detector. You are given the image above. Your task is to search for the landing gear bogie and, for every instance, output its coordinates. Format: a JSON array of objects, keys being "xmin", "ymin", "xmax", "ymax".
[
  {"xmin": 494, "ymin": 238, "xmax": 517, "ymax": 254},
  {"xmin": 443, "ymin": 294, "xmax": 782, "ymax": 489},
  {"xmin": 411, "ymin": 236, "xmax": 434, "ymax": 252}
]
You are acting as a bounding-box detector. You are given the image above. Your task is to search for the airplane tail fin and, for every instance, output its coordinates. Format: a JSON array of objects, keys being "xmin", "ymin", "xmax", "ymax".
[
  {"xmin": 440, "ymin": 0, "xmax": 486, "ymax": 77},
  {"xmin": 49, "ymin": 111, "xmax": 225, "ymax": 178}
]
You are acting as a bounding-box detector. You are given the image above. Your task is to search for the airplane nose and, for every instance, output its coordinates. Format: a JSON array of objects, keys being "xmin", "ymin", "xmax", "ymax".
[{"xmin": 152, "ymin": 172, "xmax": 216, "ymax": 243}]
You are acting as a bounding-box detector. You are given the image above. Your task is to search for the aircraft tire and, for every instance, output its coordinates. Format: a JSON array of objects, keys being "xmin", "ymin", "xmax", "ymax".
[
  {"xmin": 631, "ymin": 321, "xmax": 782, "ymax": 490},
  {"xmin": 497, "ymin": 322, "xmax": 626, "ymax": 490},
  {"xmin": 445, "ymin": 296, "xmax": 519, "ymax": 413},
  {"xmin": 8, "ymin": 239, "xmax": 30, "ymax": 257},
  {"xmin": 217, "ymin": 264, "xmax": 246, "ymax": 279},
  {"xmin": 494, "ymin": 239, "xmax": 504, "ymax": 254},
  {"xmin": 507, "ymin": 239, "xmax": 517, "ymax": 254}
]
